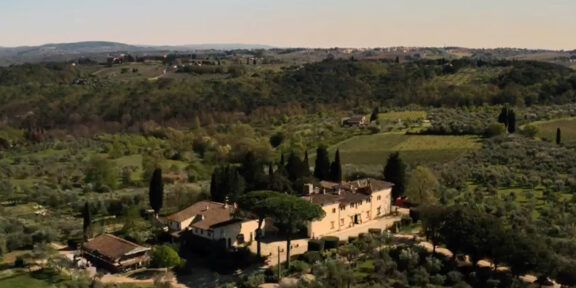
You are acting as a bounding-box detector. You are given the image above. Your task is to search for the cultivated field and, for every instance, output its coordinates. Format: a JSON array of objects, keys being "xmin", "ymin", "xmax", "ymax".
[
  {"xmin": 328, "ymin": 133, "xmax": 480, "ymax": 175},
  {"xmin": 377, "ymin": 111, "xmax": 427, "ymax": 121},
  {"xmin": 535, "ymin": 118, "xmax": 576, "ymax": 144}
]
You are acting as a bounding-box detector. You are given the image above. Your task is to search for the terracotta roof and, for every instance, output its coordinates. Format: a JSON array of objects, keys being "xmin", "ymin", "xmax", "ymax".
[
  {"xmin": 165, "ymin": 200, "xmax": 239, "ymax": 230},
  {"xmin": 303, "ymin": 178, "xmax": 393, "ymax": 207},
  {"xmin": 83, "ymin": 234, "xmax": 149, "ymax": 261}
]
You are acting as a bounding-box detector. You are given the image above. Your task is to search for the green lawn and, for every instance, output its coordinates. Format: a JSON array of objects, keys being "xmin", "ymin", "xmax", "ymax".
[
  {"xmin": 535, "ymin": 118, "xmax": 576, "ymax": 144},
  {"xmin": 0, "ymin": 271, "xmax": 66, "ymax": 288},
  {"xmin": 326, "ymin": 133, "xmax": 480, "ymax": 175}
]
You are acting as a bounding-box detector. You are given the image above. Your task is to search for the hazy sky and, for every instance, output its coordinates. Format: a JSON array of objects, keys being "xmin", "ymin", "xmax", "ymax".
[{"xmin": 1, "ymin": 0, "xmax": 575, "ymax": 49}]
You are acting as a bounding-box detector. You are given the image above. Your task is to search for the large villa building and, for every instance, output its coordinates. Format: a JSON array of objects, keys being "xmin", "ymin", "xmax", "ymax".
[
  {"xmin": 302, "ymin": 178, "xmax": 393, "ymax": 238},
  {"xmin": 165, "ymin": 178, "xmax": 393, "ymax": 248}
]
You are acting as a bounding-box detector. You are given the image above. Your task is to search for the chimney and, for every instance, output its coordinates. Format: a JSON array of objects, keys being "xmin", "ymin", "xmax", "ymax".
[{"xmin": 304, "ymin": 183, "xmax": 314, "ymax": 195}]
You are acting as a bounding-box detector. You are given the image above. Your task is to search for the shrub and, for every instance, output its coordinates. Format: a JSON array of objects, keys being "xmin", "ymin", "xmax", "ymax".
[
  {"xmin": 348, "ymin": 236, "xmax": 358, "ymax": 243},
  {"xmin": 368, "ymin": 228, "xmax": 382, "ymax": 235},
  {"xmin": 150, "ymin": 245, "xmax": 181, "ymax": 268},
  {"xmin": 400, "ymin": 216, "xmax": 412, "ymax": 226},
  {"xmin": 322, "ymin": 236, "xmax": 339, "ymax": 249},
  {"xmin": 289, "ymin": 260, "xmax": 310, "ymax": 274},
  {"xmin": 484, "ymin": 123, "xmax": 505, "ymax": 138},
  {"xmin": 430, "ymin": 274, "xmax": 446, "ymax": 285},
  {"xmin": 14, "ymin": 256, "xmax": 25, "ymax": 267},
  {"xmin": 301, "ymin": 251, "xmax": 323, "ymax": 264},
  {"xmin": 308, "ymin": 239, "xmax": 325, "ymax": 251}
]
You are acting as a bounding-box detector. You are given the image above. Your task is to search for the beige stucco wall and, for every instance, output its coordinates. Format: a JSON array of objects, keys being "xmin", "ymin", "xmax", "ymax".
[
  {"xmin": 308, "ymin": 188, "xmax": 392, "ymax": 238},
  {"xmin": 308, "ymin": 203, "xmax": 340, "ymax": 238},
  {"xmin": 370, "ymin": 188, "xmax": 392, "ymax": 218}
]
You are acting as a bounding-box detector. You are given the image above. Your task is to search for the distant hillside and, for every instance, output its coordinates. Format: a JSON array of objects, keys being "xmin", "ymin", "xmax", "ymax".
[
  {"xmin": 0, "ymin": 41, "xmax": 276, "ymax": 65},
  {"xmin": 143, "ymin": 43, "xmax": 276, "ymax": 50}
]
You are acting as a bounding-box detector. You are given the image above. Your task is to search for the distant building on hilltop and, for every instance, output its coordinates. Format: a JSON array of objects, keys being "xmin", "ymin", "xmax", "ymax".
[{"xmin": 342, "ymin": 115, "xmax": 367, "ymax": 127}]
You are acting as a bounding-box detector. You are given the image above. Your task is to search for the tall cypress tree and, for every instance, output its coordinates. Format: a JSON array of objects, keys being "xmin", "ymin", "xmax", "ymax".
[
  {"xmin": 556, "ymin": 128, "xmax": 562, "ymax": 145},
  {"xmin": 286, "ymin": 152, "xmax": 303, "ymax": 182},
  {"xmin": 370, "ymin": 107, "xmax": 379, "ymax": 122},
  {"xmin": 314, "ymin": 146, "xmax": 331, "ymax": 181},
  {"xmin": 83, "ymin": 202, "xmax": 91, "ymax": 242},
  {"xmin": 329, "ymin": 149, "xmax": 342, "ymax": 183},
  {"xmin": 149, "ymin": 168, "xmax": 164, "ymax": 217},
  {"xmin": 507, "ymin": 109, "xmax": 516, "ymax": 133},
  {"xmin": 240, "ymin": 151, "xmax": 263, "ymax": 191},
  {"xmin": 498, "ymin": 106, "xmax": 516, "ymax": 134},
  {"xmin": 384, "ymin": 152, "xmax": 406, "ymax": 200},
  {"xmin": 210, "ymin": 166, "xmax": 245, "ymax": 202},
  {"xmin": 302, "ymin": 151, "xmax": 311, "ymax": 177}
]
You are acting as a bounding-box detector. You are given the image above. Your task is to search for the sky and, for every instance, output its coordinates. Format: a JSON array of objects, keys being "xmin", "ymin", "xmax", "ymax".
[{"xmin": 0, "ymin": 0, "xmax": 575, "ymax": 49}]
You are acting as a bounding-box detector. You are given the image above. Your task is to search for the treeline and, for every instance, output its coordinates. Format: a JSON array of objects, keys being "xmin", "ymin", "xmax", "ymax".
[
  {"xmin": 1, "ymin": 59, "xmax": 576, "ymax": 130},
  {"xmin": 416, "ymin": 205, "xmax": 576, "ymax": 285}
]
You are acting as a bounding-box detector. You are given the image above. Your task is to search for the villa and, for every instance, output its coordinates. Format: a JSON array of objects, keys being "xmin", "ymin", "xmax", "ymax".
[
  {"xmin": 165, "ymin": 200, "xmax": 260, "ymax": 249},
  {"xmin": 302, "ymin": 178, "xmax": 393, "ymax": 238}
]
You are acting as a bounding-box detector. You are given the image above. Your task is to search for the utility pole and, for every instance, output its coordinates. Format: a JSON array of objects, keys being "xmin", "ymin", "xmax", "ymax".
[{"xmin": 277, "ymin": 246, "xmax": 281, "ymax": 279}]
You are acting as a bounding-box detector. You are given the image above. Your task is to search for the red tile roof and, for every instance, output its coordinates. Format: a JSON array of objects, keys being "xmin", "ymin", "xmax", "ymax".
[
  {"xmin": 83, "ymin": 234, "xmax": 149, "ymax": 261},
  {"xmin": 165, "ymin": 200, "xmax": 240, "ymax": 230}
]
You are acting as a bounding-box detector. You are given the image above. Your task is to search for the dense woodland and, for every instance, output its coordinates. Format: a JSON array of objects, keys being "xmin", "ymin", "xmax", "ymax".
[{"xmin": 1, "ymin": 59, "xmax": 576, "ymax": 131}]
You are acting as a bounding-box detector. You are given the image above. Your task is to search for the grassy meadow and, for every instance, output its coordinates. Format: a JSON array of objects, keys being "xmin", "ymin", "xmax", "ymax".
[{"xmin": 535, "ymin": 117, "xmax": 576, "ymax": 144}]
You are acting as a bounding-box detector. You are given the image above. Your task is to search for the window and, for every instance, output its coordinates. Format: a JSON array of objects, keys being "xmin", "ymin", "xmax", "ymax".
[
  {"xmin": 340, "ymin": 218, "xmax": 344, "ymax": 226},
  {"xmin": 331, "ymin": 221, "xmax": 335, "ymax": 229},
  {"xmin": 332, "ymin": 208, "xmax": 336, "ymax": 213},
  {"xmin": 377, "ymin": 195, "xmax": 381, "ymax": 200},
  {"xmin": 340, "ymin": 206, "xmax": 346, "ymax": 211},
  {"xmin": 377, "ymin": 207, "xmax": 381, "ymax": 215},
  {"xmin": 350, "ymin": 203, "xmax": 354, "ymax": 208}
]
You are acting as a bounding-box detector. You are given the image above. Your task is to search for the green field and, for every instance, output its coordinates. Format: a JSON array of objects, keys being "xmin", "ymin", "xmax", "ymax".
[
  {"xmin": 535, "ymin": 118, "xmax": 576, "ymax": 144},
  {"xmin": 329, "ymin": 133, "xmax": 480, "ymax": 174},
  {"xmin": 378, "ymin": 111, "xmax": 427, "ymax": 121},
  {"xmin": 435, "ymin": 67, "xmax": 503, "ymax": 85}
]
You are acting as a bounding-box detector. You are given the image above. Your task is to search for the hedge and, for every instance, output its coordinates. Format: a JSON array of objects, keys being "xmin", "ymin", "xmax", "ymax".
[
  {"xmin": 322, "ymin": 236, "xmax": 340, "ymax": 249},
  {"xmin": 368, "ymin": 228, "xmax": 382, "ymax": 235},
  {"xmin": 308, "ymin": 239, "xmax": 325, "ymax": 251}
]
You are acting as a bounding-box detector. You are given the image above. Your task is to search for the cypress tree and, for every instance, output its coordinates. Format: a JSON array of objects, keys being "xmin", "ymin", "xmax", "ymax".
[
  {"xmin": 149, "ymin": 168, "xmax": 164, "ymax": 217},
  {"xmin": 314, "ymin": 146, "xmax": 331, "ymax": 181},
  {"xmin": 507, "ymin": 109, "xmax": 516, "ymax": 133},
  {"xmin": 556, "ymin": 128, "xmax": 562, "ymax": 145},
  {"xmin": 286, "ymin": 152, "xmax": 303, "ymax": 182},
  {"xmin": 370, "ymin": 107, "xmax": 379, "ymax": 122},
  {"xmin": 329, "ymin": 149, "xmax": 342, "ymax": 183},
  {"xmin": 83, "ymin": 202, "xmax": 91, "ymax": 242},
  {"xmin": 240, "ymin": 151, "xmax": 263, "ymax": 191},
  {"xmin": 302, "ymin": 151, "xmax": 311, "ymax": 177},
  {"xmin": 383, "ymin": 152, "xmax": 406, "ymax": 200}
]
